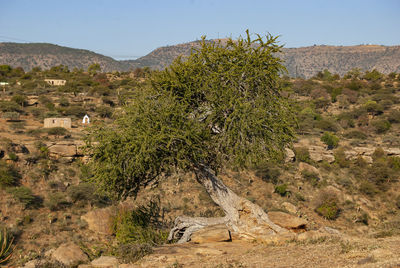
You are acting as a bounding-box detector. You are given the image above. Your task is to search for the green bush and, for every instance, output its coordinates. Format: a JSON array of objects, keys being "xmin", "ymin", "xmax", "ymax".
[
  {"xmin": 321, "ymin": 132, "xmax": 339, "ymax": 149},
  {"xmin": 334, "ymin": 148, "xmax": 350, "ymax": 168},
  {"xmin": 274, "ymin": 184, "xmax": 289, "ymax": 197},
  {"xmin": 314, "ymin": 118, "xmax": 339, "ymax": 132},
  {"xmin": 64, "ymin": 106, "xmax": 86, "ymax": 117},
  {"xmin": 67, "ymin": 183, "xmax": 109, "ymax": 207},
  {"xmin": 6, "ymin": 186, "xmax": 39, "ymax": 208},
  {"xmin": 112, "ymin": 199, "xmax": 168, "ymax": 245},
  {"xmin": 0, "ymin": 101, "xmax": 21, "ymax": 113},
  {"xmin": 47, "ymin": 127, "xmax": 68, "ymax": 137},
  {"xmin": 371, "ymin": 119, "xmax": 391, "ymax": 134},
  {"xmin": 315, "ymin": 192, "xmax": 340, "ymax": 220},
  {"xmin": 96, "ymin": 106, "xmax": 113, "ymax": 118},
  {"xmin": 11, "ymin": 95, "xmax": 27, "ymax": 107},
  {"xmin": 294, "ymin": 147, "xmax": 311, "ymax": 163},
  {"xmin": 0, "ymin": 161, "xmax": 20, "ymax": 188},
  {"xmin": 363, "ymin": 100, "xmax": 383, "ymax": 115},
  {"xmin": 58, "ymin": 97, "xmax": 70, "ymax": 107},
  {"xmin": 301, "ymin": 170, "xmax": 320, "ymax": 187},
  {"xmin": 114, "ymin": 243, "xmax": 153, "ymax": 263}
]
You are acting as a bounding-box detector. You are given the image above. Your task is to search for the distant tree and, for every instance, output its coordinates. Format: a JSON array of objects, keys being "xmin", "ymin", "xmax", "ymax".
[
  {"xmin": 11, "ymin": 95, "xmax": 27, "ymax": 107},
  {"xmin": 86, "ymin": 31, "xmax": 295, "ymax": 243},
  {"xmin": 363, "ymin": 69, "xmax": 383, "ymax": 81},
  {"xmin": 88, "ymin": 63, "xmax": 101, "ymax": 75}
]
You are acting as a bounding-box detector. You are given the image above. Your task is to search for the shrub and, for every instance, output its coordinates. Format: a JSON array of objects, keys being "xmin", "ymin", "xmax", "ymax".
[
  {"xmin": 254, "ymin": 163, "xmax": 281, "ymax": 184},
  {"xmin": 274, "ymin": 184, "xmax": 289, "ymax": 197},
  {"xmin": 314, "ymin": 118, "xmax": 339, "ymax": 132},
  {"xmin": 387, "ymin": 109, "xmax": 400, "ymax": 123},
  {"xmin": 0, "ymin": 227, "xmax": 15, "ymax": 264},
  {"xmin": 67, "ymin": 183, "xmax": 109, "ymax": 207},
  {"xmin": 11, "ymin": 95, "xmax": 27, "ymax": 107},
  {"xmin": 6, "ymin": 186, "xmax": 39, "ymax": 208},
  {"xmin": 64, "ymin": 106, "xmax": 86, "ymax": 117},
  {"xmin": 96, "ymin": 106, "xmax": 113, "ymax": 118},
  {"xmin": 315, "ymin": 191, "xmax": 340, "ymax": 220},
  {"xmin": 301, "ymin": 170, "xmax": 320, "ymax": 187},
  {"xmin": 58, "ymin": 97, "xmax": 70, "ymax": 107},
  {"xmin": 359, "ymin": 181, "xmax": 379, "ymax": 196},
  {"xmin": 112, "ymin": 200, "xmax": 168, "ymax": 245},
  {"xmin": 343, "ymin": 130, "xmax": 367, "ymax": 140},
  {"xmin": 320, "ymin": 132, "xmax": 339, "ymax": 149},
  {"xmin": 396, "ymin": 196, "xmax": 400, "ymax": 209},
  {"xmin": 334, "ymin": 148, "xmax": 350, "ymax": 168},
  {"xmin": 114, "ymin": 243, "xmax": 153, "ymax": 263},
  {"xmin": 294, "ymin": 147, "xmax": 311, "ymax": 163},
  {"xmin": 45, "ymin": 192, "xmax": 70, "ymax": 211},
  {"xmin": 371, "ymin": 119, "xmax": 391, "ymax": 134},
  {"xmin": 0, "ymin": 101, "xmax": 21, "ymax": 113},
  {"xmin": 363, "ymin": 69, "xmax": 383, "ymax": 81},
  {"xmin": 0, "ymin": 161, "xmax": 20, "ymax": 188},
  {"xmin": 363, "ymin": 100, "xmax": 383, "ymax": 115}
]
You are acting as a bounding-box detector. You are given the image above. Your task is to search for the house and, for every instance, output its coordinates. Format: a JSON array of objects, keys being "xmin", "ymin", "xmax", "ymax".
[
  {"xmin": 44, "ymin": 79, "xmax": 67, "ymax": 86},
  {"xmin": 44, "ymin": 118, "xmax": 72, "ymax": 129}
]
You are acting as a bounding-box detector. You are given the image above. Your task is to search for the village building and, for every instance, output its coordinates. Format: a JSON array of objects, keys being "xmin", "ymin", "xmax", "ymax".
[
  {"xmin": 44, "ymin": 79, "xmax": 67, "ymax": 86},
  {"xmin": 82, "ymin": 114, "xmax": 90, "ymax": 124},
  {"xmin": 44, "ymin": 118, "xmax": 72, "ymax": 129}
]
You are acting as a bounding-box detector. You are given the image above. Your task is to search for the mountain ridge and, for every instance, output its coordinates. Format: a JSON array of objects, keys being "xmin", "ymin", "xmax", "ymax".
[{"xmin": 1, "ymin": 41, "xmax": 400, "ymax": 78}]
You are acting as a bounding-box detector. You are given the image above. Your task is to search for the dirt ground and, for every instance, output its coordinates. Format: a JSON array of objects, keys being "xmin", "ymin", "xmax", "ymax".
[{"xmin": 131, "ymin": 235, "xmax": 400, "ymax": 268}]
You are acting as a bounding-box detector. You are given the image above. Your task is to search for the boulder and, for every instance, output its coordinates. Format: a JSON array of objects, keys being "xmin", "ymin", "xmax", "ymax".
[
  {"xmin": 81, "ymin": 207, "xmax": 115, "ymax": 235},
  {"xmin": 386, "ymin": 148, "xmax": 400, "ymax": 156},
  {"xmin": 91, "ymin": 256, "xmax": 119, "ymax": 268},
  {"xmin": 308, "ymin": 145, "xmax": 335, "ymax": 163},
  {"xmin": 52, "ymin": 243, "xmax": 89, "ymax": 266},
  {"xmin": 191, "ymin": 224, "xmax": 231, "ymax": 243},
  {"xmin": 298, "ymin": 162, "xmax": 321, "ymax": 177},
  {"xmin": 48, "ymin": 143, "xmax": 77, "ymax": 157},
  {"xmin": 268, "ymin": 211, "xmax": 308, "ymax": 231},
  {"xmin": 282, "ymin": 202, "xmax": 298, "ymax": 214},
  {"xmin": 285, "ymin": 148, "xmax": 295, "ymax": 162}
]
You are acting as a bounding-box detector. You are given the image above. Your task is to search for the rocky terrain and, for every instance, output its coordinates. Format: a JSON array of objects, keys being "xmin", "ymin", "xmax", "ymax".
[
  {"xmin": 1, "ymin": 41, "xmax": 400, "ymax": 78},
  {"xmin": 0, "ymin": 65, "xmax": 399, "ymax": 267}
]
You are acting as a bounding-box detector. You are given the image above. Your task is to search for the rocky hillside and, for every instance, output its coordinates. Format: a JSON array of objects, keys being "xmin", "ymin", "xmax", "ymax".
[
  {"xmin": 0, "ymin": 42, "xmax": 130, "ymax": 72},
  {"xmin": 2, "ymin": 41, "xmax": 400, "ymax": 78}
]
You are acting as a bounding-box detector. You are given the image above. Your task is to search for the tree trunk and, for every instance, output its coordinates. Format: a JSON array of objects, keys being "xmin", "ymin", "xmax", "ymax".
[{"xmin": 168, "ymin": 165, "xmax": 288, "ymax": 243}]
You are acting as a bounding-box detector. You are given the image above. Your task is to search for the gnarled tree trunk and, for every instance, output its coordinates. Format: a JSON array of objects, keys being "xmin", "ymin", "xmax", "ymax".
[{"xmin": 168, "ymin": 165, "xmax": 288, "ymax": 243}]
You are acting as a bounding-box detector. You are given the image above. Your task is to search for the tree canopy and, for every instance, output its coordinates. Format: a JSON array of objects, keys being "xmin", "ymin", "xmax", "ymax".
[{"xmin": 86, "ymin": 31, "xmax": 295, "ymax": 200}]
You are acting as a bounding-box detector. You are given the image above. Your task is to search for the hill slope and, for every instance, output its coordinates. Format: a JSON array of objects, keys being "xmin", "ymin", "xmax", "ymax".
[
  {"xmin": 1, "ymin": 42, "xmax": 400, "ymax": 77},
  {"xmin": 0, "ymin": 42, "xmax": 130, "ymax": 72}
]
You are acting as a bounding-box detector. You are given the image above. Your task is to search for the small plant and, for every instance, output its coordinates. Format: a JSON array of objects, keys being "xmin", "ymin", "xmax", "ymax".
[
  {"xmin": 301, "ymin": 170, "xmax": 320, "ymax": 187},
  {"xmin": 343, "ymin": 130, "xmax": 367, "ymax": 140},
  {"xmin": 47, "ymin": 127, "xmax": 68, "ymax": 137},
  {"xmin": 359, "ymin": 181, "xmax": 379, "ymax": 196},
  {"xmin": 387, "ymin": 109, "xmax": 400, "ymax": 123},
  {"xmin": 274, "ymin": 184, "xmax": 289, "ymax": 197},
  {"xmin": 294, "ymin": 147, "xmax": 311, "ymax": 163},
  {"xmin": 6, "ymin": 186, "xmax": 39, "ymax": 209},
  {"xmin": 0, "ymin": 161, "xmax": 20, "ymax": 188},
  {"xmin": 45, "ymin": 192, "xmax": 70, "ymax": 211},
  {"xmin": 320, "ymin": 132, "xmax": 339, "ymax": 149},
  {"xmin": 254, "ymin": 162, "xmax": 281, "ymax": 184},
  {"xmin": 114, "ymin": 243, "xmax": 153, "ymax": 263},
  {"xmin": 334, "ymin": 148, "xmax": 350, "ymax": 168},
  {"xmin": 371, "ymin": 119, "xmax": 391, "ymax": 134},
  {"xmin": 315, "ymin": 191, "xmax": 340, "ymax": 220},
  {"xmin": 0, "ymin": 228, "xmax": 15, "ymax": 264}
]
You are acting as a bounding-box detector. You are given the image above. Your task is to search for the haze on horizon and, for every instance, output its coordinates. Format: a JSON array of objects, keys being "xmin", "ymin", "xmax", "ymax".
[{"xmin": 0, "ymin": 0, "xmax": 399, "ymax": 60}]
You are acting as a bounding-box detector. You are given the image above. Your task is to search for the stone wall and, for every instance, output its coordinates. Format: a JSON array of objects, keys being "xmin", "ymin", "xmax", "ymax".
[{"xmin": 43, "ymin": 118, "xmax": 72, "ymax": 129}]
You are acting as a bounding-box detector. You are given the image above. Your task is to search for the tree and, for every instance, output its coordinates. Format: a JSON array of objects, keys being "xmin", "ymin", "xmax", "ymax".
[
  {"xmin": 86, "ymin": 31, "xmax": 295, "ymax": 243},
  {"xmin": 88, "ymin": 63, "xmax": 101, "ymax": 75}
]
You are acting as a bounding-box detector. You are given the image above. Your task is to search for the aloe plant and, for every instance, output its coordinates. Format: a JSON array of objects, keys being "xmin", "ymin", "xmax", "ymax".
[{"xmin": 0, "ymin": 228, "xmax": 15, "ymax": 264}]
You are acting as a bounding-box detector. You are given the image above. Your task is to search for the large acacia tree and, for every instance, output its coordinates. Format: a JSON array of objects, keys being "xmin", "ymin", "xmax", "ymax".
[{"xmin": 86, "ymin": 31, "xmax": 295, "ymax": 243}]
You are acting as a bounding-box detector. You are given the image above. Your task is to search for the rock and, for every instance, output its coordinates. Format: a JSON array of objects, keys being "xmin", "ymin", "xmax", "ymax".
[
  {"xmin": 298, "ymin": 162, "xmax": 321, "ymax": 177},
  {"xmin": 361, "ymin": 155, "xmax": 373, "ymax": 164},
  {"xmin": 23, "ymin": 260, "xmax": 38, "ymax": 268},
  {"xmin": 354, "ymin": 147, "xmax": 375, "ymax": 156},
  {"xmin": 52, "ymin": 243, "xmax": 89, "ymax": 266},
  {"xmin": 285, "ymin": 148, "xmax": 295, "ymax": 162},
  {"xmin": 308, "ymin": 145, "xmax": 335, "ymax": 163},
  {"xmin": 91, "ymin": 256, "xmax": 119, "ymax": 268},
  {"xmin": 282, "ymin": 202, "xmax": 298, "ymax": 214},
  {"xmin": 385, "ymin": 148, "xmax": 400, "ymax": 156},
  {"xmin": 48, "ymin": 143, "xmax": 77, "ymax": 157},
  {"xmin": 345, "ymin": 150, "xmax": 358, "ymax": 160},
  {"xmin": 81, "ymin": 207, "xmax": 115, "ymax": 235},
  {"xmin": 268, "ymin": 211, "xmax": 308, "ymax": 231},
  {"xmin": 320, "ymin": 226, "xmax": 341, "ymax": 235},
  {"xmin": 191, "ymin": 224, "xmax": 231, "ymax": 243}
]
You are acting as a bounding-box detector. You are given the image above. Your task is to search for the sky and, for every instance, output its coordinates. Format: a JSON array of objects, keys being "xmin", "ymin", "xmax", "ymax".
[{"xmin": 0, "ymin": 0, "xmax": 399, "ymax": 60}]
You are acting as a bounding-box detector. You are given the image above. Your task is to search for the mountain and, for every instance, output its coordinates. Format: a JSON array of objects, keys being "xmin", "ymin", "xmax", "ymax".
[
  {"xmin": 1, "ymin": 41, "xmax": 400, "ymax": 78},
  {"xmin": 0, "ymin": 42, "xmax": 130, "ymax": 72}
]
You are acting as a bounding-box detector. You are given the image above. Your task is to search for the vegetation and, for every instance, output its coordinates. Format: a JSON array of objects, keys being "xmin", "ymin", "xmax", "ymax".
[{"xmin": 0, "ymin": 228, "xmax": 15, "ymax": 264}]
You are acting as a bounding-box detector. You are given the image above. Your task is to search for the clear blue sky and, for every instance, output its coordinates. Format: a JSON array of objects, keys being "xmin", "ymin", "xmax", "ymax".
[{"xmin": 0, "ymin": 0, "xmax": 399, "ymax": 60}]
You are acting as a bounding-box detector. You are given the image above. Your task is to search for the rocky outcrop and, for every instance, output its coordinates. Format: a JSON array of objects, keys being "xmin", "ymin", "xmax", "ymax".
[
  {"xmin": 46, "ymin": 140, "xmax": 85, "ymax": 161},
  {"xmin": 308, "ymin": 145, "xmax": 335, "ymax": 163},
  {"xmin": 268, "ymin": 211, "xmax": 308, "ymax": 232}
]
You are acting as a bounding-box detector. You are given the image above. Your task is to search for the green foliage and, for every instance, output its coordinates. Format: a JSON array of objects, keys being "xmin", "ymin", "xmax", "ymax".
[
  {"xmin": 294, "ymin": 147, "xmax": 311, "ymax": 163},
  {"xmin": 334, "ymin": 148, "xmax": 350, "ymax": 168},
  {"xmin": 112, "ymin": 200, "xmax": 167, "ymax": 245},
  {"xmin": 274, "ymin": 184, "xmax": 289, "ymax": 196},
  {"xmin": 58, "ymin": 97, "xmax": 70, "ymax": 107},
  {"xmin": 11, "ymin": 94, "xmax": 27, "ymax": 107},
  {"xmin": 0, "ymin": 228, "xmax": 15, "ymax": 264},
  {"xmin": 6, "ymin": 186, "xmax": 39, "ymax": 209},
  {"xmin": 87, "ymin": 32, "xmax": 294, "ymax": 199},
  {"xmin": 45, "ymin": 192, "xmax": 70, "ymax": 211},
  {"xmin": 359, "ymin": 181, "xmax": 379, "ymax": 196},
  {"xmin": 387, "ymin": 109, "xmax": 400, "ymax": 123},
  {"xmin": 363, "ymin": 69, "xmax": 383, "ymax": 81},
  {"xmin": 371, "ymin": 119, "xmax": 391, "ymax": 134},
  {"xmin": 0, "ymin": 161, "xmax": 20, "ymax": 188},
  {"xmin": 320, "ymin": 132, "xmax": 339, "ymax": 149},
  {"xmin": 315, "ymin": 192, "xmax": 340, "ymax": 220},
  {"xmin": 363, "ymin": 100, "xmax": 383, "ymax": 115},
  {"xmin": 2, "ymin": 112, "xmax": 20, "ymax": 121},
  {"xmin": 114, "ymin": 243, "xmax": 153, "ymax": 263},
  {"xmin": 301, "ymin": 170, "xmax": 320, "ymax": 187},
  {"xmin": 88, "ymin": 63, "xmax": 101, "ymax": 75},
  {"xmin": 95, "ymin": 106, "xmax": 113, "ymax": 118},
  {"xmin": 0, "ymin": 101, "xmax": 21, "ymax": 113},
  {"xmin": 67, "ymin": 183, "xmax": 109, "ymax": 207},
  {"xmin": 314, "ymin": 118, "xmax": 339, "ymax": 132}
]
